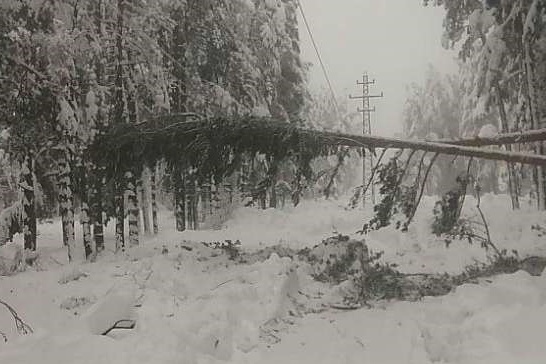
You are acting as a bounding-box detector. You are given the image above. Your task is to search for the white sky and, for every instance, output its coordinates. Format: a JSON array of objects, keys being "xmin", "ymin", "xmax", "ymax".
[{"xmin": 298, "ymin": 0, "xmax": 458, "ymax": 136}]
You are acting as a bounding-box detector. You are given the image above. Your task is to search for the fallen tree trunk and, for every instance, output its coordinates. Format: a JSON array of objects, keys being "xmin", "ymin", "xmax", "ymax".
[
  {"xmin": 309, "ymin": 130, "xmax": 546, "ymax": 167},
  {"xmin": 432, "ymin": 127, "xmax": 546, "ymax": 147},
  {"xmin": 94, "ymin": 116, "xmax": 546, "ymax": 182}
]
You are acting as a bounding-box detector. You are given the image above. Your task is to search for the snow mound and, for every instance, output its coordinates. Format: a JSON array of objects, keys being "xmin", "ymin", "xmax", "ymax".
[
  {"xmin": 79, "ymin": 283, "xmax": 137, "ymax": 335},
  {"xmin": 0, "ymin": 332, "xmax": 127, "ymax": 364},
  {"xmin": 419, "ymin": 270, "xmax": 546, "ymax": 363},
  {"xmin": 0, "ymin": 242, "xmax": 22, "ymax": 275}
]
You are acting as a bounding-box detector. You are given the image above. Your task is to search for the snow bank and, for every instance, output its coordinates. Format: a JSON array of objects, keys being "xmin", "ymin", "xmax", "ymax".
[
  {"xmin": 0, "ymin": 249, "xmax": 309, "ymax": 364},
  {"xmin": 0, "ymin": 242, "xmax": 22, "ymax": 275},
  {"xmin": 419, "ymin": 270, "xmax": 546, "ymax": 363},
  {"xmin": 178, "ymin": 198, "xmax": 367, "ymax": 250},
  {"xmin": 0, "ymin": 331, "xmax": 127, "ymax": 364},
  {"xmin": 79, "ymin": 283, "xmax": 137, "ymax": 335},
  {"xmin": 2, "ymin": 196, "xmax": 546, "ymax": 364}
]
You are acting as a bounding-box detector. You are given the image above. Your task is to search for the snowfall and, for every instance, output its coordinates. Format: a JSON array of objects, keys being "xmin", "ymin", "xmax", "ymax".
[{"xmin": 1, "ymin": 194, "xmax": 546, "ymax": 364}]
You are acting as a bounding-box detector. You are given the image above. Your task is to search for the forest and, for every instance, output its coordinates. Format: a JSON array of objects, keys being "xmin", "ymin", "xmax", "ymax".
[
  {"xmin": 0, "ymin": 0, "xmax": 313, "ymax": 261},
  {"xmin": 1, "ymin": 1, "xmax": 546, "ymax": 363}
]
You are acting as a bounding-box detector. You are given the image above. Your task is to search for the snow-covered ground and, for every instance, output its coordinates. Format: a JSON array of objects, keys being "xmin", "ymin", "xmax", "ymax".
[{"xmin": 1, "ymin": 194, "xmax": 546, "ymax": 364}]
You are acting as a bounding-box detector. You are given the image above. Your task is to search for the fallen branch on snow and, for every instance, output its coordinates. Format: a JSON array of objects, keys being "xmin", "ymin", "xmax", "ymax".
[{"xmin": 0, "ymin": 299, "xmax": 33, "ymax": 342}]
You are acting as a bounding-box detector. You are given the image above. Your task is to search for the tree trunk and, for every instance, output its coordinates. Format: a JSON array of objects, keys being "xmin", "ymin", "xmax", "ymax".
[
  {"xmin": 495, "ymin": 83, "xmax": 520, "ymax": 209},
  {"xmin": 523, "ymin": 0, "xmax": 546, "ymax": 210},
  {"xmin": 192, "ymin": 182, "xmax": 199, "ymax": 229},
  {"xmin": 202, "ymin": 182, "xmax": 211, "ymax": 219},
  {"xmin": 113, "ymin": 0, "xmax": 126, "ymax": 253},
  {"xmin": 240, "ymin": 157, "xmax": 250, "ymax": 201},
  {"xmin": 126, "ymin": 171, "xmax": 139, "ymax": 246},
  {"xmin": 151, "ymin": 165, "xmax": 159, "ymax": 234},
  {"xmin": 91, "ymin": 172, "xmax": 105, "ymax": 252},
  {"xmin": 79, "ymin": 164, "xmax": 93, "ymax": 260},
  {"xmin": 268, "ymin": 157, "xmax": 279, "ymax": 208},
  {"xmin": 21, "ymin": 153, "xmax": 36, "ymax": 251},
  {"xmin": 299, "ymin": 129, "xmax": 546, "ymax": 166},
  {"xmin": 139, "ymin": 169, "xmax": 151, "ymax": 234},
  {"xmin": 91, "ymin": 0, "xmax": 107, "ymax": 252},
  {"xmin": 81, "ymin": 201, "xmax": 93, "ymax": 260},
  {"xmin": 115, "ymin": 181, "xmax": 124, "ymax": 252},
  {"xmin": 186, "ymin": 174, "xmax": 197, "ymax": 230},
  {"xmin": 58, "ymin": 151, "xmax": 76, "ymax": 261},
  {"xmin": 174, "ymin": 169, "xmax": 186, "ymax": 231}
]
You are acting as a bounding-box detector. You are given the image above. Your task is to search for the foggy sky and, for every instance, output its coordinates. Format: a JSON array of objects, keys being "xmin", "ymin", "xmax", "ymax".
[{"xmin": 298, "ymin": 0, "xmax": 458, "ymax": 136}]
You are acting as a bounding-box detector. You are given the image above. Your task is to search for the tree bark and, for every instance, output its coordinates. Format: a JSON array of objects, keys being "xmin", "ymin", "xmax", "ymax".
[
  {"xmin": 186, "ymin": 174, "xmax": 197, "ymax": 230},
  {"xmin": 79, "ymin": 164, "xmax": 93, "ymax": 260},
  {"xmin": 114, "ymin": 181, "xmax": 124, "ymax": 253},
  {"xmin": 523, "ymin": 0, "xmax": 546, "ymax": 210},
  {"xmin": 433, "ymin": 127, "xmax": 546, "ymax": 147},
  {"xmin": 268, "ymin": 158, "xmax": 278, "ymax": 208},
  {"xmin": 151, "ymin": 164, "xmax": 159, "ymax": 234},
  {"xmin": 114, "ymin": 0, "xmax": 126, "ymax": 253},
  {"xmin": 495, "ymin": 83, "xmax": 520, "ymax": 209},
  {"xmin": 20, "ymin": 153, "xmax": 36, "ymax": 251},
  {"xmin": 91, "ymin": 0, "xmax": 107, "ymax": 252},
  {"xmin": 58, "ymin": 150, "xmax": 76, "ymax": 261},
  {"xmin": 81, "ymin": 201, "xmax": 93, "ymax": 260},
  {"xmin": 126, "ymin": 171, "xmax": 139, "ymax": 246},
  {"xmin": 303, "ymin": 129, "xmax": 546, "ymax": 167},
  {"xmin": 174, "ymin": 169, "xmax": 186, "ymax": 231},
  {"xmin": 91, "ymin": 173, "xmax": 105, "ymax": 252},
  {"xmin": 202, "ymin": 182, "xmax": 211, "ymax": 219},
  {"xmin": 139, "ymin": 169, "xmax": 151, "ymax": 234}
]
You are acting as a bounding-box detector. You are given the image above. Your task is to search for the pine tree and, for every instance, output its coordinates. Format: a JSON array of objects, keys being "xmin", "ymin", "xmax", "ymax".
[{"xmin": 426, "ymin": 0, "xmax": 546, "ymax": 208}]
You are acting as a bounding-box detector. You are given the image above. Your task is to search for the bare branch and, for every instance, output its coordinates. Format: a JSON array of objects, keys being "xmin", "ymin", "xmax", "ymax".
[
  {"xmin": 0, "ymin": 299, "xmax": 33, "ymax": 339},
  {"xmin": 456, "ymin": 157, "xmax": 474, "ymax": 220},
  {"xmin": 475, "ymin": 184, "xmax": 500, "ymax": 256},
  {"xmin": 407, "ymin": 153, "xmax": 440, "ymax": 225},
  {"xmin": 361, "ymin": 148, "xmax": 388, "ymax": 198}
]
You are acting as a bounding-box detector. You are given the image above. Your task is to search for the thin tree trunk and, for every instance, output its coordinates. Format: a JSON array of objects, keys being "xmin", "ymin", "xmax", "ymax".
[
  {"xmin": 114, "ymin": 0, "xmax": 126, "ymax": 253},
  {"xmin": 202, "ymin": 182, "xmax": 211, "ymax": 219},
  {"xmin": 91, "ymin": 174, "xmax": 105, "ymax": 252},
  {"xmin": 114, "ymin": 181, "xmax": 124, "ymax": 253},
  {"xmin": 192, "ymin": 181, "xmax": 199, "ymax": 229},
  {"xmin": 240, "ymin": 157, "xmax": 250, "ymax": 201},
  {"xmin": 81, "ymin": 201, "xmax": 93, "ymax": 260},
  {"xmin": 58, "ymin": 150, "xmax": 76, "ymax": 261},
  {"xmin": 495, "ymin": 83, "xmax": 520, "ymax": 209},
  {"xmin": 434, "ymin": 127, "xmax": 546, "ymax": 147},
  {"xmin": 21, "ymin": 153, "xmax": 36, "ymax": 251},
  {"xmin": 297, "ymin": 129, "xmax": 546, "ymax": 166},
  {"xmin": 139, "ymin": 169, "xmax": 150, "ymax": 234},
  {"xmin": 79, "ymin": 164, "xmax": 93, "ymax": 260},
  {"xmin": 126, "ymin": 171, "xmax": 139, "ymax": 246},
  {"xmin": 174, "ymin": 169, "xmax": 186, "ymax": 231},
  {"xmin": 91, "ymin": 0, "xmax": 107, "ymax": 252},
  {"xmin": 523, "ymin": 0, "xmax": 546, "ymax": 210},
  {"xmin": 151, "ymin": 164, "xmax": 158, "ymax": 234},
  {"xmin": 269, "ymin": 185, "xmax": 277, "ymax": 208},
  {"xmin": 186, "ymin": 174, "xmax": 197, "ymax": 230}
]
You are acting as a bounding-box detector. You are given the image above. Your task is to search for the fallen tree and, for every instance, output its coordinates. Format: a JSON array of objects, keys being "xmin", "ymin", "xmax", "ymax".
[
  {"xmin": 432, "ymin": 127, "xmax": 546, "ymax": 147},
  {"xmin": 93, "ymin": 116, "xmax": 546, "ymax": 180}
]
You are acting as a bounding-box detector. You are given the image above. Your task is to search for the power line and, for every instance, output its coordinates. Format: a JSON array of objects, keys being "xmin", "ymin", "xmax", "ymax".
[
  {"xmin": 350, "ymin": 72, "xmax": 383, "ymax": 206},
  {"xmin": 296, "ymin": 0, "xmax": 343, "ymax": 122}
]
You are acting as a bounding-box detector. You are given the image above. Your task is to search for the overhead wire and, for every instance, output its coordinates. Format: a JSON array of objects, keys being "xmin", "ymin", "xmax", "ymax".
[{"xmin": 296, "ymin": 0, "xmax": 345, "ymax": 126}]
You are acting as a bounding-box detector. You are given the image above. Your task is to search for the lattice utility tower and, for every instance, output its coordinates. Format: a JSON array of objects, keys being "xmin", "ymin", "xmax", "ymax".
[{"xmin": 349, "ymin": 72, "xmax": 383, "ymax": 207}]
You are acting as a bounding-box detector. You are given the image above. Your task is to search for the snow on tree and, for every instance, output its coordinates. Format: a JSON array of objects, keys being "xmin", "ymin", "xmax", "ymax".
[{"xmin": 425, "ymin": 0, "xmax": 546, "ymax": 208}]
